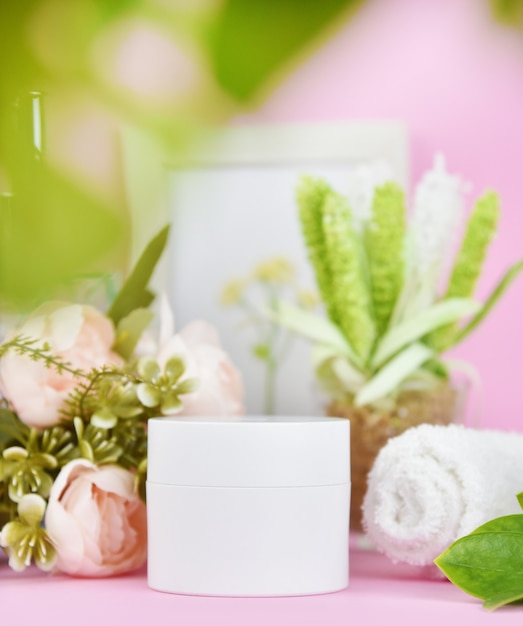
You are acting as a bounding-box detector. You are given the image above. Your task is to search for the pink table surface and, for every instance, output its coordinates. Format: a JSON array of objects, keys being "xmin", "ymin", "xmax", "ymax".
[{"xmin": 1, "ymin": 539, "xmax": 521, "ymax": 625}]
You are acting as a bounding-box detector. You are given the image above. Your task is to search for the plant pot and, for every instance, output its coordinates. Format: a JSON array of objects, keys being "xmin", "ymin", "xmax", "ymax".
[{"xmin": 326, "ymin": 382, "xmax": 467, "ymax": 532}]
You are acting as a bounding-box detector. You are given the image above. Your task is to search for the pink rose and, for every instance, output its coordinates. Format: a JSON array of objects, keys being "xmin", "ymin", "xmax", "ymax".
[
  {"xmin": 155, "ymin": 296, "xmax": 244, "ymax": 416},
  {"xmin": 161, "ymin": 321, "xmax": 244, "ymax": 416},
  {"xmin": 45, "ymin": 460, "xmax": 147, "ymax": 577},
  {"xmin": 0, "ymin": 302, "xmax": 123, "ymax": 429}
]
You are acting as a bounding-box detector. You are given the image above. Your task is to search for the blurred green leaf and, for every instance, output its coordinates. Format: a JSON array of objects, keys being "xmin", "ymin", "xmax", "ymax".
[
  {"xmin": 0, "ymin": 161, "xmax": 124, "ymax": 308},
  {"xmin": 0, "ymin": 409, "xmax": 30, "ymax": 449},
  {"xmin": 355, "ymin": 342, "xmax": 434, "ymax": 407},
  {"xmin": 371, "ymin": 298, "xmax": 480, "ymax": 368},
  {"xmin": 449, "ymin": 259, "xmax": 523, "ymax": 349},
  {"xmin": 267, "ymin": 300, "xmax": 362, "ymax": 367},
  {"xmin": 491, "ymin": 0, "xmax": 523, "ymax": 28},
  {"xmin": 0, "ymin": 0, "xmax": 368, "ymax": 311},
  {"xmin": 207, "ymin": 0, "xmax": 363, "ymax": 100},
  {"xmin": 114, "ymin": 307, "xmax": 154, "ymax": 360},
  {"xmin": 252, "ymin": 343, "xmax": 270, "ymax": 360}
]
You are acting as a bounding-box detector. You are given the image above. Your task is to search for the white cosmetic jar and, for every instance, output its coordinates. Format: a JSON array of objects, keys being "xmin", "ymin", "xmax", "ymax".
[{"xmin": 147, "ymin": 415, "xmax": 350, "ymax": 597}]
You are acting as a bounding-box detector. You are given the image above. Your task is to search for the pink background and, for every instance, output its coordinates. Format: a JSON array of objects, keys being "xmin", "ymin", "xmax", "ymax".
[{"xmin": 236, "ymin": 0, "xmax": 523, "ymax": 431}]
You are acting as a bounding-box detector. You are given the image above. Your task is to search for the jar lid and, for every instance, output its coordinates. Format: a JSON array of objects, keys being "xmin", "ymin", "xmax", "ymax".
[{"xmin": 147, "ymin": 416, "xmax": 350, "ymax": 488}]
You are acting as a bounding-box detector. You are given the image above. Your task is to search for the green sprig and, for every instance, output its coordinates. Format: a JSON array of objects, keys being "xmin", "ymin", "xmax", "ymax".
[
  {"xmin": 322, "ymin": 191, "xmax": 375, "ymax": 360},
  {"xmin": 428, "ymin": 192, "xmax": 500, "ymax": 351},
  {"xmin": 0, "ymin": 335, "xmax": 83, "ymax": 377},
  {"xmin": 296, "ymin": 176, "xmax": 340, "ymax": 326},
  {"xmin": 447, "ymin": 191, "xmax": 500, "ymax": 299},
  {"xmin": 365, "ymin": 182, "xmax": 406, "ymax": 335}
]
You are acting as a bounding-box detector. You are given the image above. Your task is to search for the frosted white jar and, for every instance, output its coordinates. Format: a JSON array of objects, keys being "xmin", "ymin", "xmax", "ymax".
[{"xmin": 147, "ymin": 416, "xmax": 350, "ymax": 597}]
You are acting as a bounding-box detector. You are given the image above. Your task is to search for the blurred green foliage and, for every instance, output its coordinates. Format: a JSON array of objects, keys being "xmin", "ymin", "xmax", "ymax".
[
  {"xmin": 0, "ymin": 0, "xmax": 360, "ymax": 313},
  {"xmin": 207, "ymin": 0, "xmax": 365, "ymax": 101},
  {"xmin": 491, "ymin": 0, "xmax": 523, "ymax": 28}
]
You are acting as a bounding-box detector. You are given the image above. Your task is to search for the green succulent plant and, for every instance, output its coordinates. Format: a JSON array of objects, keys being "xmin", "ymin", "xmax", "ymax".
[{"xmin": 270, "ymin": 171, "xmax": 523, "ymax": 409}]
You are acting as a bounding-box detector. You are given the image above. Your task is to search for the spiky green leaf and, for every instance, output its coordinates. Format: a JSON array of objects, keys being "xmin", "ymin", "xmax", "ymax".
[
  {"xmin": 322, "ymin": 190, "xmax": 375, "ymax": 359},
  {"xmin": 371, "ymin": 298, "xmax": 480, "ymax": 367},
  {"xmin": 365, "ymin": 182, "xmax": 406, "ymax": 334},
  {"xmin": 448, "ymin": 259, "xmax": 523, "ymax": 349},
  {"xmin": 296, "ymin": 176, "xmax": 340, "ymax": 325},
  {"xmin": 266, "ymin": 300, "xmax": 362, "ymax": 367},
  {"xmin": 429, "ymin": 192, "xmax": 499, "ymax": 351},
  {"xmin": 107, "ymin": 225, "xmax": 170, "ymax": 325},
  {"xmin": 355, "ymin": 342, "xmax": 433, "ymax": 406}
]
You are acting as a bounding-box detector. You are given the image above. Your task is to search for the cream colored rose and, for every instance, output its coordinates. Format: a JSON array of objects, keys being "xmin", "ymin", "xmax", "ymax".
[
  {"xmin": 45, "ymin": 460, "xmax": 147, "ymax": 577},
  {"xmin": 0, "ymin": 302, "xmax": 123, "ymax": 429},
  {"xmin": 160, "ymin": 320, "xmax": 244, "ymax": 417},
  {"xmin": 154, "ymin": 296, "xmax": 243, "ymax": 417}
]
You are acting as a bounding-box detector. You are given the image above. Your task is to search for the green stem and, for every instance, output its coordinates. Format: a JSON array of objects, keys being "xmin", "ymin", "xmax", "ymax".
[
  {"xmin": 264, "ymin": 358, "xmax": 276, "ymax": 416},
  {"xmin": 263, "ymin": 287, "xmax": 281, "ymax": 416}
]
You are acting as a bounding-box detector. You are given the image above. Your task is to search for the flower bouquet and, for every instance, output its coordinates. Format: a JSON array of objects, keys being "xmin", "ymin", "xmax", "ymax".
[
  {"xmin": 0, "ymin": 226, "xmax": 243, "ymax": 575},
  {"xmin": 270, "ymin": 156, "xmax": 523, "ymax": 529}
]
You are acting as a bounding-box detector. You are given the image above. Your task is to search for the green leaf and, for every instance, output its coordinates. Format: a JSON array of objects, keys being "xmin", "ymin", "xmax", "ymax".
[
  {"xmin": 138, "ymin": 357, "xmax": 161, "ymax": 383},
  {"xmin": 175, "ymin": 377, "xmax": 199, "ymax": 396},
  {"xmin": 113, "ymin": 308, "xmax": 154, "ymax": 360},
  {"xmin": 79, "ymin": 440, "xmax": 94, "ymax": 462},
  {"xmin": 18, "ymin": 494, "xmax": 46, "ymax": 527},
  {"xmin": 449, "ymin": 259, "xmax": 523, "ymax": 349},
  {"xmin": 490, "ymin": 0, "xmax": 523, "ymax": 28},
  {"xmin": 207, "ymin": 0, "xmax": 363, "ymax": 101},
  {"xmin": 90, "ymin": 408, "xmax": 118, "ymax": 430},
  {"xmin": 435, "ymin": 514, "xmax": 523, "ymax": 611},
  {"xmin": 2, "ymin": 446, "xmax": 28, "ymax": 461},
  {"xmin": 355, "ymin": 342, "xmax": 433, "ymax": 406},
  {"xmin": 371, "ymin": 298, "xmax": 480, "ymax": 367},
  {"xmin": 161, "ymin": 393, "xmax": 183, "ymax": 415},
  {"xmin": 107, "ymin": 225, "xmax": 170, "ymax": 325},
  {"xmin": 312, "ymin": 345, "xmax": 367, "ymax": 395},
  {"xmin": 137, "ymin": 383, "xmax": 160, "ymax": 408},
  {"xmin": 266, "ymin": 300, "xmax": 363, "ymax": 368},
  {"xmin": 0, "ymin": 158, "xmax": 124, "ymax": 308},
  {"xmin": 164, "ymin": 357, "xmax": 186, "ymax": 385},
  {"xmin": 0, "ymin": 409, "xmax": 30, "ymax": 449}
]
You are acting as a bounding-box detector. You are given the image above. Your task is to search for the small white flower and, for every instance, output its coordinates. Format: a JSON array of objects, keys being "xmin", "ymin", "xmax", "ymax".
[
  {"xmin": 346, "ymin": 160, "xmax": 394, "ymax": 227},
  {"xmin": 410, "ymin": 153, "xmax": 467, "ymax": 279}
]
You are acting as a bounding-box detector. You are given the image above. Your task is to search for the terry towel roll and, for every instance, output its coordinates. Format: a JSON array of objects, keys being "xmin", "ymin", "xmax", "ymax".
[{"xmin": 362, "ymin": 423, "xmax": 523, "ymax": 566}]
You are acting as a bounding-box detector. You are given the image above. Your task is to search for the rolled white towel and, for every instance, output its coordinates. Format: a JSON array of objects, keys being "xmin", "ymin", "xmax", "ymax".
[{"xmin": 362, "ymin": 423, "xmax": 523, "ymax": 566}]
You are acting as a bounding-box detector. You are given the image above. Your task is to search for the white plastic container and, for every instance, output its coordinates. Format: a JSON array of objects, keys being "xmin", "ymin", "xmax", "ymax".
[{"xmin": 147, "ymin": 415, "xmax": 350, "ymax": 597}]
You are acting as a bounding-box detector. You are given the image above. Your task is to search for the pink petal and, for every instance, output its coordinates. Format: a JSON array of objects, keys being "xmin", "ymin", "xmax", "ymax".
[
  {"xmin": 50, "ymin": 460, "xmax": 96, "ymax": 501},
  {"xmin": 180, "ymin": 320, "xmax": 221, "ymax": 348},
  {"xmin": 90, "ymin": 466, "xmax": 134, "ymax": 499},
  {"xmin": 45, "ymin": 499, "xmax": 85, "ymax": 575},
  {"xmin": 49, "ymin": 305, "xmax": 84, "ymax": 351},
  {"xmin": 158, "ymin": 293, "xmax": 175, "ymax": 347}
]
